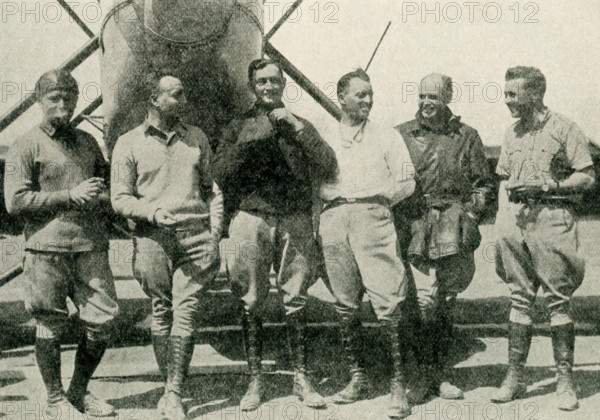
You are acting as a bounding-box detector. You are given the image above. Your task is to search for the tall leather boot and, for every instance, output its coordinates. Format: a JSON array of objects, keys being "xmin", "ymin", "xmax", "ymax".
[
  {"xmin": 491, "ymin": 322, "xmax": 532, "ymax": 402},
  {"xmin": 163, "ymin": 336, "xmax": 195, "ymax": 420},
  {"xmin": 407, "ymin": 321, "xmax": 438, "ymax": 404},
  {"xmin": 330, "ymin": 314, "xmax": 368, "ymax": 404},
  {"xmin": 240, "ymin": 311, "xmax": 264, "ymax": 411},
  {"xmin": 36, "ymin": 337, "xmax": 64, "ymax": 403},
  {"xmin": 382, "ymin": 320, "xmax": 411, "ymax": 419},
  {"xmin": 432, "ymin": 308, "xmax": 463, "ymax": 400},
  {"xmin": 153, "ymin": 334, "xmax": 170, "ymax": 382},
  {"xmin": 66, "ymin": 332, "xmax": 115, "ymax": 417},
  {"xmin": 287, "ymin": 312, "xmax": 326, "ymax": 408},
  {"xmin": 552, "ymin": 323, "xmax": 578, "ymax": 411},
  {"xmin": 35, "ymin": 337, "xmax": 82, "ymax": 417},
  {"xmin": 152, "ymin": 334, "xmax": 169, "ymax": 414}
]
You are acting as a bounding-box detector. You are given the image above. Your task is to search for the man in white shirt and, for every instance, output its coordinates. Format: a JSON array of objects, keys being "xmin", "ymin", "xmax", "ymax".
[{"xmin": 319, "ymin": 69, "xmax": 416, "ymax": 419}]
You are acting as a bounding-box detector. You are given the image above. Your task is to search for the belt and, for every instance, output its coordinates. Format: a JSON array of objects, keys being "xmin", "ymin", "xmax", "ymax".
[
  {"xmin": 423, "ymin": 194, "xmax": 462, "ymax": 210},
  {"xmin": 509, "ymin": 196, "xmax": 574, "ymax": 207},
  {"xmin": 322, "ymin": 196, "xmax": 389, "ymax": 211}
]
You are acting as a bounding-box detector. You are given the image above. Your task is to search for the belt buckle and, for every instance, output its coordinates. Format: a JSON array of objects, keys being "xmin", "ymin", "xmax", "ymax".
[{"xmin": 346, "ymin": 198, "xmax": 357, "ymax": 203}]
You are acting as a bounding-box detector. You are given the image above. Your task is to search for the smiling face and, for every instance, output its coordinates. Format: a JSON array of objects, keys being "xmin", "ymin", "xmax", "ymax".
[
  {"xmin": 504, "ymin": 77, "xmax": 537, "ymax": 119},
  {"xmin": 39, "ymin": 89, "xmax": 78, "ymax": 128},
  {"xmin": 339, "ymin": 77, "xmax": 373, "ymax": 124},
  {"xmin": 418, "ymin": 74, "xmax": 449, "ymax": 121},
  {"xmin": 251, "ymin": 63, "xmax": 285, "ymax": 108},
  {"xmin": 152, "ymin": 76, "xmax": 187, "ymax": 118}
]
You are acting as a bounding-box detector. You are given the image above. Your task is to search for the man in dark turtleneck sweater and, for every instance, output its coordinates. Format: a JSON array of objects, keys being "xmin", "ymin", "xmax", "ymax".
[
  {"xmin": 395, "ymin": 73, "xmax": 493, "ymax": 403},
  {"xmin": 212, "ymin": 58, "xmax": 337, "ymax": 412}
]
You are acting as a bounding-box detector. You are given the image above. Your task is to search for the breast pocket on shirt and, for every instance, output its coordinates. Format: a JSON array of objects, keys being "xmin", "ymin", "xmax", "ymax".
[{"xmin": 535, "ymin": 141, "xmax": 562, "ymax": 177}]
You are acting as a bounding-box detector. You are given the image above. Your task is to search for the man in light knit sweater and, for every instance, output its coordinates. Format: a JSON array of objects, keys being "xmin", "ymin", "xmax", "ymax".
[
  {"xmin": 111, "ymin": 73, "xmax": 223, "ymax": 420},
  {"xmin": 318, "ymin": 69, "xmax": 416, "ymax": 419},
  {"xmin": 4, "ymin": 69, "xmax": 118, "ymax": 418}
]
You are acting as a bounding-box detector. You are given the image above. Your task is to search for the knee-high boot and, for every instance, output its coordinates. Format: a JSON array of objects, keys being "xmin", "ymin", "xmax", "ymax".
[
  {"xmin": 408, "ymin": 320, "xmax": 437, "ymax": 403},
  {"xmin": 431, "ymin": 306, "xmax": 463, "ymax": 399},
  {"xmin": 66, "ymin": 331, "xmax": 114, "ymax": 417},
  {"xmin": 36, "ymin": 337, "xmax": 65, "ymax": 403},
  {"xmin": 331, "ymin": 314, "xmax": 368, "ymax": 403},
  {"xmin": 240, "ymin": 311, "xmax": 264, "ymax": 411},
  {"xmin": 409, "ymin": 309, "xmax": 462, "ymax": 402},
  {"xmin": 152, "ymin": 334, "xmax": 170, "ymax": 414},
  {"xmin": 381, "ymin": 320, "xmax": 411, "ymax": 419},
  {"xmin": 491, "ymin": 322, "xmax": 532, "ymax": 402},
  {"xmin": 163, "ymin": 336, "xmax": 195, "ymax": 420},
  {"xmin": 287, "ymin": 312, "xmax": 326, "ymax": 408},
  {"xmin": 36, "ymin": 336, "xmax": 84, "ymax": 418},
  {"xmin": 552, "ymin": 323, "xmax": 578, "ymax": 411}
]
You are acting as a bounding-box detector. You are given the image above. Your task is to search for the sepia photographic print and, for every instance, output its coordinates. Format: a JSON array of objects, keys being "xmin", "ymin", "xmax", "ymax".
[{"xmin": 1, "ymin": 1, "xmax": 599, "ymax": 419}]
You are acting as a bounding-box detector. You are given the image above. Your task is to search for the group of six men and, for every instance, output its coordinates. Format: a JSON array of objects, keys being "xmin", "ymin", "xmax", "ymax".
[{"xmin": 4, "ymin": 60, "xmax": 594, "ymax": 419}]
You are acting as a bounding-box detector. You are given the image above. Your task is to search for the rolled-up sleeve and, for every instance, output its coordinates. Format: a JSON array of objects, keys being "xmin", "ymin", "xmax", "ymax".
[{"xmin": 563, "ymin": 122, "xmax": 593, "ymax": 171}]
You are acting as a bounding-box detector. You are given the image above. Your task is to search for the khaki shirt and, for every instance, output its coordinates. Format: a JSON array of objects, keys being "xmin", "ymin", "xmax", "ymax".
[{"xmin": 496, "ymin": 109, "xmax": 592, "ymax": 185}]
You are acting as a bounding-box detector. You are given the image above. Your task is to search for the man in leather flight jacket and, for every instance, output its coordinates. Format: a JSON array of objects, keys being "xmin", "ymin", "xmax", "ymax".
[{"xmin": 395, "ymin": 73, "xmax": 493, "ymax": 402}]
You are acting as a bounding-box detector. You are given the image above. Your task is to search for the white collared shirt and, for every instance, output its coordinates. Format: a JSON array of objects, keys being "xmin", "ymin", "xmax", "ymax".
[{"xmin": 319, "ymin": 119, "xmax": 415, "ymax": 206}]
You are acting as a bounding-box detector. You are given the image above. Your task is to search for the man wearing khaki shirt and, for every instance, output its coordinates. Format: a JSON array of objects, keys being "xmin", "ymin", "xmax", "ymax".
[
  {"xmin": 491, "ymin": 66, "xmax": 595, "ymax": 411},
  {"xmin": 111, "ymin": 73, "xmax": 222, "ymax": 420}
]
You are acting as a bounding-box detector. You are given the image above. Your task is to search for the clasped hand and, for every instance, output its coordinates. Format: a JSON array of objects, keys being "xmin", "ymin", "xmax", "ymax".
[{"xmin": 69, "ymin": 177, "xmax": 106, "ymax": 206}]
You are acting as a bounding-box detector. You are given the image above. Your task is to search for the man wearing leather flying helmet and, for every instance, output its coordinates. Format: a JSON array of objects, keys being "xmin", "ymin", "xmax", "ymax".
[{"xmin": 4, "ymin": 69, "xmax": 119, "ymax": 417}]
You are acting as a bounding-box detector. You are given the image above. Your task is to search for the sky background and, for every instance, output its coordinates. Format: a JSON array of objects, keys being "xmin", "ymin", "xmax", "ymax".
[{"xmin": 1, "ymin": 0, "xmax": 599, "ymax": 151}]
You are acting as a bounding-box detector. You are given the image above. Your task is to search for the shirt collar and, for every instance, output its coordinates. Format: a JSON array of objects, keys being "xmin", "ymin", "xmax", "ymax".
[
  {"xmin": 513, "ymin": 107, "xmax": 551, "ymax": 136},
  {"xmin": 528, "ymin": 107, "xmax": 551, "ymax": 131},
  {"xmin": 338, "ymin": 119, "xmax": 368, "ymax": 147},
  {"xmin": 39, "ymin": 121, "xmax": 77, "ymax": 143},
  {"xmin": 252, "ymin": 102, "xmax": 285, "ymax": 116},
  {"xmin": 143, "ymin": 118, "xmax": 187, "ymax": 143},
  {"xmin": 40, "ymin": 120, "xmax": 58, "ymax": 137},
  {"xmin": 416, "ymin": 106, "xmax": 460, "ymax": 134}
]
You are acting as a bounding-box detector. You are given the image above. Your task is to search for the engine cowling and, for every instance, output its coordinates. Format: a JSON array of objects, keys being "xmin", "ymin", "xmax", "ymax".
[{"xmin": 100, "ymin": 0, "xmax": 263, "ymax": 154}]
